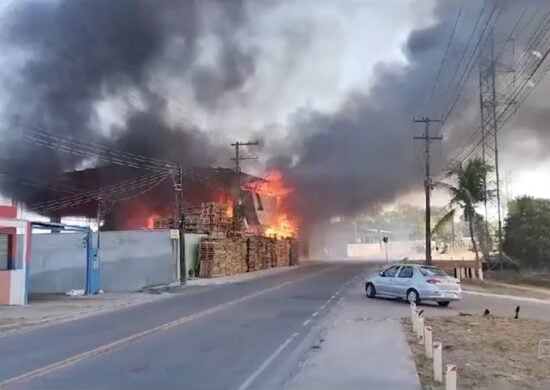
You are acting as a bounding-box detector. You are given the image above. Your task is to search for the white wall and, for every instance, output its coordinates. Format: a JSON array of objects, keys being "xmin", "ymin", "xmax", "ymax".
[{"xmin": 28, "ymin": 230, "xmax": 176, "ymax": 293}]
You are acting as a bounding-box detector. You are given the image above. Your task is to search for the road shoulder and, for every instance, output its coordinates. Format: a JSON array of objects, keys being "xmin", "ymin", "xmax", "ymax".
[
  {"xmin": 0, "ymin": 292, "xmax": 174, "ymax": 337},
  {"xmin": 286, "ymin": 283, "xmax": 421, "ymax": 390}
]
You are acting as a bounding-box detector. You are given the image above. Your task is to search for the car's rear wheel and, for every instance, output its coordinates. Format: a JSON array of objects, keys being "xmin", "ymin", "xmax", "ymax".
[
  {"xmin": 437, "ymin": 301, "xmax": 450, "ymax": 307},
  {"xmin": 406, "ymin": 288, "xmax": 420, "ymax": 304},
  {"xmin": 365, "ymin": 283, "xmax": 376, "ymax": 298}
]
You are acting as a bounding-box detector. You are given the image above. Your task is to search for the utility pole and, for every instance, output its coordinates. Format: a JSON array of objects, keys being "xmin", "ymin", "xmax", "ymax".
[
  {"xmin": 230, "ymin": 141, "xmax": 259, "ymax": 231},
  {"xmin": 173, "ymin": 165, "xmax": 186, "ymax": 284},
  {"xmin": 413, "ymin": 117, "xmax": 442, "ymax": 266}
]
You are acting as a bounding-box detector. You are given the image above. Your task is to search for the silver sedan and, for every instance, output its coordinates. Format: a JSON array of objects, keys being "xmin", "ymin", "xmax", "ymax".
[{"xmin": 364, "ymin": 263, "xmax": 462, "ymax": 306}]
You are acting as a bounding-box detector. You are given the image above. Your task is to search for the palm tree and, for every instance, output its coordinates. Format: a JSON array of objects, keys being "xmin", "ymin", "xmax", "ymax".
[{"xmin": 433, "ymin": 157, "xmax": 493, "ymax": 262}]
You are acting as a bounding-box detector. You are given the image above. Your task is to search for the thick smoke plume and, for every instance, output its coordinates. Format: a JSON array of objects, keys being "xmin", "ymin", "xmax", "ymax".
[
  {"xmin": 2, "ymin": 0, "xmax": 550, "ymax": 235},
  {"xmin": 0, "ymin": 0, "xmax": 255, "ymax": 201},
  {"xmin": 273, "ymin": 0, "xmax": 550, "ymax": 229}
]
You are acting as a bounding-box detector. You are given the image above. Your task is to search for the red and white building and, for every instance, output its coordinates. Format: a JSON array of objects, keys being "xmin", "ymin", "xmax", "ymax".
[{"xmin": 0, "ymin": 203, "xmax": 31, "ymax": 305}]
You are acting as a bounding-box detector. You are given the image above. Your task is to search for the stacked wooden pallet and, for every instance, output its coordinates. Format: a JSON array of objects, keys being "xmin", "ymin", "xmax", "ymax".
[
  {"xmin": 289, "ymin": 239, "xmax": 300, "ymax": 265},
  {"xmin": 198, "ymin": 236, "xmax": 300, "ymax": 278},
  {"xmin": 198, "ymin": 238, "xmax": 247, "ymax": 278},
  {"xmin": 246, "ymin": 236, "xmax": 272, "ymax": 272},
  {"xmin": 268, "ymin": 239, "xmax": 290, "ymax": 268},
  {"xmin": 185, "ymin": 202, "xmax": 231, "ymax": 234},
  {"xmin": 153, "ymin": 217, "xmax": 173, "ymax": 229}
]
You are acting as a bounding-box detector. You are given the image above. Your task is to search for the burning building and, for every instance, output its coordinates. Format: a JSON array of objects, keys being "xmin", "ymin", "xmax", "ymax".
[{"xmin": 17, "ymin": 164, "xmax": 298, "ymax": 239}]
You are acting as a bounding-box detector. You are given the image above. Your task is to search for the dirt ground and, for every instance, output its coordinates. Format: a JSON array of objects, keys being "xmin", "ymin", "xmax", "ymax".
[{"xmin": 403, "ymin": 315, "xmax": 550, "ymax": 390}]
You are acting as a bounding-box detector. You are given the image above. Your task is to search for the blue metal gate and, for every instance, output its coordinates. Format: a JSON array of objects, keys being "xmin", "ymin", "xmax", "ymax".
[{"xmin": 31, "ymin": 222, "xmax": 100, "ymax": 295}]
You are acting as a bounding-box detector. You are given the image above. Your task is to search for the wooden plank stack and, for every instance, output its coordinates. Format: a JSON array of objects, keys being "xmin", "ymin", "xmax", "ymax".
[
  {"xmin": 185, "ymin": 202, "xmax": 232, "ymax": 234},
  {"xmin": 153, "ymin": 217, "xmax": 173, "ymax": 229},
  {"xmin": 246, "ymin": 236, "xmax": 271, "ymax": 272},
  {"xmin": 198, "ymin": 236, "xmax": 299, "ymax": 278},
  {"xmin": 289, "ymin": 240, "xmax": 300, "ymax": 265},
  {"xmin": 272, "ymin": 239, "xmax": 290, "ymax": 267},
  {"xmin": 198, "ymin": 238, "xmax": 247, "ymax": 278}
]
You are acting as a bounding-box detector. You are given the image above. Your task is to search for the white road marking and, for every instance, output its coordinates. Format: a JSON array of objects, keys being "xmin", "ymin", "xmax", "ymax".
[
  {"xmin": 463, "ymin": 290, "xmax": 550, "ymax": 304},
  {"xmin": 330, "ymin": 295, "xmax": 336, "ymax": 299},
  {"xmin": 238, "ymin": 332, "xmax": 299, "ymax": 390},
  {"xmin": 0, "ymin": 266, "xmax": 337, "ymax": 388},
  {"xmin": 302, "ymin": 319, "xmax": 311, "ymax": 327},
  {"xmin": 320, "ymin": 304, "xmax": 326, "ymax": 310},
  {"xmin": 311, "ymin": 311, "xmax": 319, "ymax": 317}
]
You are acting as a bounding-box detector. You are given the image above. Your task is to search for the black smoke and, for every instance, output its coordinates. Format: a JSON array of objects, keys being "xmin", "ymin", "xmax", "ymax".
[
  {"xmin": 2, "ymin": 0, "xmax": 550, "ymax": 236},
  {"xmin": 273, "ymin": 0, "xmax": 550, "ymax": 230},
  {"xmin": 0, "ymin": 0, "xmax": 256, "ymax": 202},
  {"xmin": 271, "ymin": 2, "xmax": 462, "ymax": 225}
]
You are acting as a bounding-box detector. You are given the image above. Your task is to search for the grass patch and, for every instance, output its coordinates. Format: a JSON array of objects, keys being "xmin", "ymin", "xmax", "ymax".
[{"xmin": 403, "ymin": 315, "xmax": 550, "ymax": 389}]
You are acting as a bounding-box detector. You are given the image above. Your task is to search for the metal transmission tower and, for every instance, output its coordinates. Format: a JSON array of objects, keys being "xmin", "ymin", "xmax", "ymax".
[
  {"xmin": 230, "ymin": 141, "xmax": 259, "ymax": 231},
  {"xmin": 413, "ymin": 118, "xmax": 442, "ymax": 266},
  {"xmin": 478, "ymin": 30, "xmax": 515, "ymax": 266}
]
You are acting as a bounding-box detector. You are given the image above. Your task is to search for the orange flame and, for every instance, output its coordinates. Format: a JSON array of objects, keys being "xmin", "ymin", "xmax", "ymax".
[
  {"xmin": 242, "ymin": 171, "xmax": 293, "ymax": 198},
  {"xmin": 264, "ymin": 214, "xmax": 297, "ymax": 238},
  {"xmin": 146, "ymin": 213, "xmax": 161, "ymax": 229},
  {"xmin": 215, "ymin": 191, "xmax": 234, "ymax": 218},
  {"xmin": 243, "ymin": 170, "xmax": 298, "ymax": 238}
]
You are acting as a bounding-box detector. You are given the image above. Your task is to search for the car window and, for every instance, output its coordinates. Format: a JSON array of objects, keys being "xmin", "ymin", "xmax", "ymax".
[
  {"xmin": 398, "ymin": 266, "xmax": 413, "ymax": 278},
  {"xmin": 419, "ymin": 266, "xmax": 448, "ymax": 277},
  {"xmin": 382, "ymin": 265, "xmax": 400, "ymax": 277}
]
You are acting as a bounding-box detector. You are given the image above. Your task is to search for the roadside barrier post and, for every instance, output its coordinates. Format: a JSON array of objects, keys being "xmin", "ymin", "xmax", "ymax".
[
  {"xmin": 424, "ymin": 326, "xmax": 433, "ymax": 358},
  {"xmin": 445, "ymin": 364, "xmax": 457, "ymax": 390},
  {"xmin": 410, "ymin": 303, "xmax": 417, "ymax": 329},
  {"xmin": 433, "ymin": 342, "xmax": 443, "ymax": 382},
  {"xmin": 417, "ymin": 317, "xmax": 424, "ymax": 344},
  {"xmin": 411, "ymin": 306, "xmax": 418, "ymax": 332}
]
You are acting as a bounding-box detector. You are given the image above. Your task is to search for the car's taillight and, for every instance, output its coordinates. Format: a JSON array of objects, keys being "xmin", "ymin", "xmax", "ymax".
[{"xmin": 426, "ymin": 278, "xmax": 441, "ymax": 284}]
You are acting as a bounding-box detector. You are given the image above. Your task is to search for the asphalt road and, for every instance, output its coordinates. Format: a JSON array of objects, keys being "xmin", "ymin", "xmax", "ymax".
[
  {"xmin": 2, "ymin": 261, "xmax": 550, "ymax": 390},
  {"xmin": 0, "ymin": 262, "xmax": 367, "ymax": 390}
]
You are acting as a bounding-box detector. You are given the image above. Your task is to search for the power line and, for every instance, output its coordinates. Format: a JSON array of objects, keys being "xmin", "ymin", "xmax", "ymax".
[
  {"xmin": 423, "ymin": 3, "xmax": 464, "ymax": 115},
  {"xmin": 28, "ymin": 171, "xmax": 170, "ymax": 213},
  {"xmin": 433, "ymin": 0, "xmax": 490, "ymax": 120},
  {"xmin": 439, "ymin": 5, "xmax": 529, "ymax": 131},
  {"xmin": 8, "ymin": 123, "xmax": 221, "ymax": 188},
  {"xmin": 439, "ymin": 4, "xmax": 502, "ymax": 128},
  {"xmin": 440, "ymin": 4, "xmax": 550, "ymax": 172}
]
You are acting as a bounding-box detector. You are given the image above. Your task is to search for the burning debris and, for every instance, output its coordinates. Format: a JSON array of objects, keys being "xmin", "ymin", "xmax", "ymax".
[{"xmin": 242, "ymin": 170, "xmax": 298, "ymax": 238}]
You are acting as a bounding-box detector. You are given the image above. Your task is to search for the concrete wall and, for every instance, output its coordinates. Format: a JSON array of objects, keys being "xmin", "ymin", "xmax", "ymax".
[
  {"xmin": 28, "ymin": 230, "xmax": 176, "ymax": 293},
  {"xmin": 347, "ymin": 240, "xmax": 476, "ymax": 261}
]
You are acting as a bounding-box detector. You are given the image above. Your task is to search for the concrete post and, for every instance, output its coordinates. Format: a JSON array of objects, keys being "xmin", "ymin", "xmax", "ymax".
[
  {"xmin": 411, "ymin": 303, "xmax": 417, "ymax": 331},
  {"xmin": 445, "ymin": 364, "xmax": 457, "ymax": 390},
  {"xmin": 417, "ymin": 318, "xmax": 424, "ymax": 345},
  {"xmin": 424, "ymin": 326, "xmax": 433, "ymax": 358},
  {"xmin": 433, "ymin": 342, "xmax": 443, "ymax": 382}
]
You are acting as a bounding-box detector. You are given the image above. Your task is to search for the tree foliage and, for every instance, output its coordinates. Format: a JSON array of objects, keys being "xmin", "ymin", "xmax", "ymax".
[
  {"xmin": 433, "ymin": 157, "xmax": 493, "ymax": 261},
  {"xmin": 504, "ymin": 196, "xmax": 550, "ymax": 268},
  {"xmin": 363, "ymin": 204, "xmax": 448, "ymax": 240}
]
